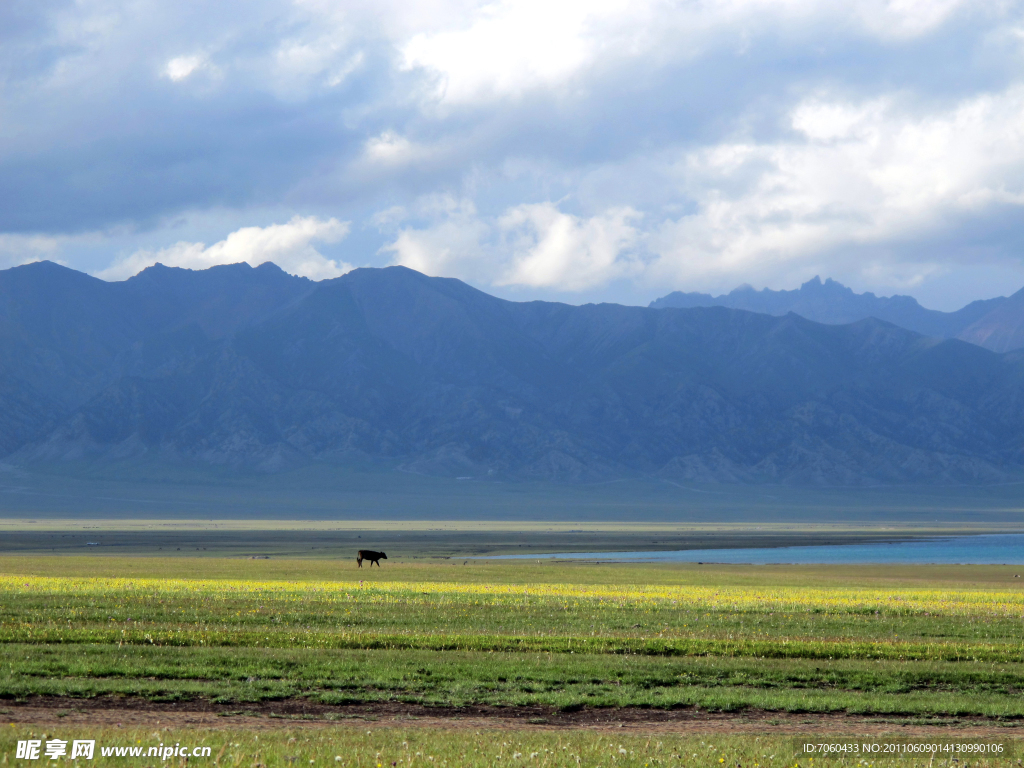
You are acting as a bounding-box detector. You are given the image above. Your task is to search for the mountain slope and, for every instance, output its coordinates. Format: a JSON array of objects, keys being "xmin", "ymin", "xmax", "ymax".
[
  {"xmin": 956, "ymin": 286, "xmax": 1024, "ymax": 353},
  {"xmin": 0, "ymin": 260, "xmax": 313, "ymax": 457},
  {"xmin": 650, "ymin": 276, "xmax": 1007, "ymax": 342},
  {"xmin": 5, "ymin": 262, "xmax": 1024, "ymax": 484}
]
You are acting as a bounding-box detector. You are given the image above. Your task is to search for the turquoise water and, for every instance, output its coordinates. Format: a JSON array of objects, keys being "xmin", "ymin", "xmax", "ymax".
[{"xmin": 485, "ymin": 534, "xmax": 1024, "ymax": 564}]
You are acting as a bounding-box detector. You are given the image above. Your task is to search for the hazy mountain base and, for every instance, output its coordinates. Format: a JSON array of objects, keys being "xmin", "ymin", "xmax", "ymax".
[
  {"xmin": 11, "ymin": 411, "xmax": 1014, "ymax": 487},
  {"xmin": 1, "ymin": 459, "xmax": 1023, "ymax": 524}
]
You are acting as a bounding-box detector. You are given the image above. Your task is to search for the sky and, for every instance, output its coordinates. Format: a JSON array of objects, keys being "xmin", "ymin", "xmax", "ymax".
[{"xmin": 2, "ymin": 0, "xmax": 1024, "ymax": 309}]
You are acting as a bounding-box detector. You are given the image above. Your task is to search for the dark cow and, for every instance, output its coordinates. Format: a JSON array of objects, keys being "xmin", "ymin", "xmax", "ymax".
[{"xmin": 357, "ymin": 550, "xmax": 387, "ymax": 568}]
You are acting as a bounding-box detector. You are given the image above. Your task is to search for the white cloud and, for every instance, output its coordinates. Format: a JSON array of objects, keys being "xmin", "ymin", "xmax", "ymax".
[
  {"xmin": 498, "ymin": 204, "xmax": 641, "ymax": 290},
  {"xmin": 381, "ymin": 197, "xmax": 640, "ymax": 291},
  {"xmin": 270, "ymin": 37, "xmax": 364, "ymax": 97},
  {"xmin": 0, "ymin": 234, "xmax": 65, "ymax": 269},
  {"xmin": 164, "ymin": 54, "xmax": 207, "ymax": 82},
  {"xmin": 852, "ymin": 0, "xmax": 972, "ymax": 40},
  {"xmin": 364, "ymin": 131, "xmax": 421, "ymax": 165},
  {"xmin": 397, "ymin": 0, "xmax": 974, "ymax": 105},
  {"xmin": 648, "ymin": 85, "xmax": 1024, "ymax": 288},
  {"xmin": 400, "ymin": 0, "xmax": 645, "ymax": 104},
  {"xmin": 97, "ymin": 216, "xmax": 354, "ymax": 281},
  {"xmin": 382, "ymin": 197, "xmax": 493, "ymax": 278}
]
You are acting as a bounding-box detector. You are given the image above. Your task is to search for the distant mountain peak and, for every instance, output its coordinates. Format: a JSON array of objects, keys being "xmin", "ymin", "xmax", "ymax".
[
  {"xmin": 650, "ymin": 277, "xmax": 1010, "ymax": 347},
  {"xmin": 11, "ymin": 259, "xmax": 85, "ymax": 276},
  {"xmin": 815, "ymin": 277, "xmax": 858, "ymax": 295},
  {"xmin": 135, "ymin": 260, "xmax": 256, "ymax": 277}
]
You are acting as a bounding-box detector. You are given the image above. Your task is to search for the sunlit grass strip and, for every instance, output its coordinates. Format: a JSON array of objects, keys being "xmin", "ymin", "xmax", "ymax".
[
  {"xmin": 1, "ymin": 625, "xmax": 1020, "ymax": 662},
  {"xmin": 5, "ymin": 725, "xmax": 1015, "ymax": 768},
  {"xmin": 2, "ymin": 574, "xmax": 1023, "ymax": 617}
]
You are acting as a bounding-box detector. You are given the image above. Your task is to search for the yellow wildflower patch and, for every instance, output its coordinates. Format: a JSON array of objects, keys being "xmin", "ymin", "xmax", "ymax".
[{"xmin": 2, "ymin": 574, "xmax": 1022, "ymax": 617}]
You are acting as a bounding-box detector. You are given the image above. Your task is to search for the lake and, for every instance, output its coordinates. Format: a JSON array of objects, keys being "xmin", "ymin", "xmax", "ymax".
[{"xmin": 483, "ymin": 533, "xmax": 1024, "ymax": 564}]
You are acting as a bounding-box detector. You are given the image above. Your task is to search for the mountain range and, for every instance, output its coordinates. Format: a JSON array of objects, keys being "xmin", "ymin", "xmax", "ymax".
[
  {"xmin": 650, "ymin": 277, "xmax": 1024, "ymax": 352},
  {"xmin": 3, "ymin": 260, "xmax": 1024, "ymax": 485}
]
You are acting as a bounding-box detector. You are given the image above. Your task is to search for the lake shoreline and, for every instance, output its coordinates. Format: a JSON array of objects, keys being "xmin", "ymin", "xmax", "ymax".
[{"xmin": 477, "ymin": 533, "xmax": 1024, "ymax": 565}]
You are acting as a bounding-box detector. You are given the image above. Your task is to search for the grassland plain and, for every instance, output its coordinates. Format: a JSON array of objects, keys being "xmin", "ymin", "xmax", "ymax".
[{"xmin": 1, "ymin": 557, "xmax": 1023, "ymax": 717}]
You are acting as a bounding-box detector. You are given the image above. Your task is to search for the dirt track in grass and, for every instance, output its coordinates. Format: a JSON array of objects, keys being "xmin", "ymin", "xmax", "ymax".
[{"xmin": 2, "ymin": 697, "xmax": 1022, "ymax": 738}]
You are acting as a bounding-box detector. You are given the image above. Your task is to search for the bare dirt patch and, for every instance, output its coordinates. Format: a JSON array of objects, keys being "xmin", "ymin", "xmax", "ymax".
[{"xmin": 1, "ymin": 697, "xmax": 1021, "ymax": 738}]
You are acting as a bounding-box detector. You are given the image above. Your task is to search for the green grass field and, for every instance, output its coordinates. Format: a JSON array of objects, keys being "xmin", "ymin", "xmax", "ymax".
[{"xmin": 1, "ymin": 557, "xmax": 1023, "ymax": 718}]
